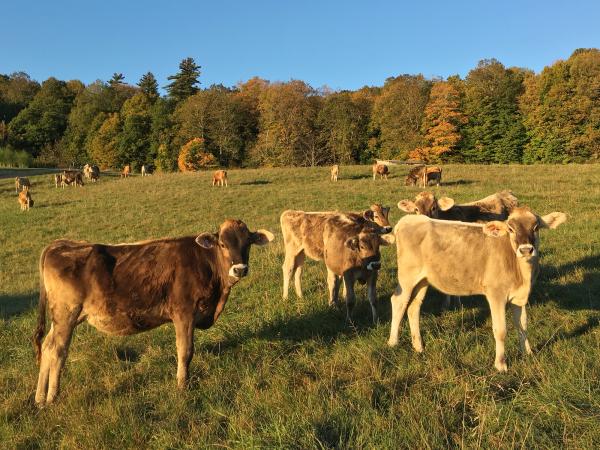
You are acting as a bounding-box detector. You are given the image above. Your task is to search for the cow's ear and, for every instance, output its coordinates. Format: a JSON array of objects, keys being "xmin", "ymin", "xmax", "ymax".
[
  {"xmin": 195, "ymin": 232, "xmax": 218, "ymax": 249},
  {"xmin": 252, "ymin": 229, "xmax": 275, "ymax": 246},
  {"xmin": 379, "ymin": 234, "xmax": 395, "ymax": 246},
  {"xmin": 398, "ymin": 200, "xmax": 416, "ymax": 213},
  {"xmin": 363, "ymin": 210, "xmax": 374, "ymax": 221},
  {"xmin": 539, "ymin": 212, "xmax": 567, "ymax": 229},
  {"xmin": 438, "ymin": 197, "xmax": 454, "ymax": 211},
  {"xmin": 345, "ymin": 237, "xmax": 359, "ymax": 251},
  {"xmin": 483, "ymin": 221, "xmax": 508, "ymax": 237}
]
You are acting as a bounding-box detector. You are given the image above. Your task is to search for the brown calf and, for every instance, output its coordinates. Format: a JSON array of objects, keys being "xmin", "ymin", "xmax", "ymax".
[
  {"xmin": 330, "ymin": 164, "xmax": 339, "ymax": 182},
  {"xmin": 15, "ymin": 177, "xmax": 31, "ymax": 193},
  {"xmin": 18, "ymin": 187, "xmax": 33, "ymax": 211},
  {"xmin": 212, "ymin": 170, "xmax": 228, "ymax": 187},
  {"xmin": 33, "ymin": 219, "xmax": 275, "ymax": 405},
  {"xmin": 121, "ymin": 165, "xmax": 131, "ymax": 178},
  {"xmin": 372, "ymin": 163, "xmax": 389, "ymax": 180}
]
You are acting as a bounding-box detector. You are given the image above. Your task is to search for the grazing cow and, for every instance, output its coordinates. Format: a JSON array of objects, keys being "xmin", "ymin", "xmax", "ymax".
[
  {"xmin": 398, "ymin": 190, "xmax": 518, "ymax": 222},
  {"xmin": 18, "ymin": 187, "xmax": 33, "ymax": 211},
  {"xmin": 88, "ymin": 165, "xmax": 100, "ymax": 182},
  {"xmin": 281, "ymin": 205, "xmax": 393, "ymax": 323},
  {"xmin": 121, "ymin": 165, "xmax": 131, "ymax": 178},
  {"xmin": 141, "ymin": 164, "xmax": 154, "ymax": 177},
  {"xmin": 405, "ymin": 165, "xmax": 442, "ymax": 187},
  {"xmin": 60, "ymin": 171, "xmax": 84, "ymax": 188},
  {"xmin": 372, "ymin": 163, "xmax": 389, "ymax": 180},
  {"xmin": 387, "ymin": 208, "xmax": 567, "ymax": 371},
  {"xmin": 330, "ymin": 164, "xmax": 339, "ymax": 182},
  {"xmin": 15, "ymin": 177, "xmax": 31, "ymax": 193},
  {"xmin": 212, "ymin": 170, "xmax": 228, "ymax": 187},
  {"xmin": 33, "ymin": 219, "xmax": 275, "ymax": 406}
]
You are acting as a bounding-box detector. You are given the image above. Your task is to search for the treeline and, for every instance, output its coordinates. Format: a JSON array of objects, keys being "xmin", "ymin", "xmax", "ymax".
[{"xmin": 1, "ymin": 49, "xmax": 600, "ymax": 170}]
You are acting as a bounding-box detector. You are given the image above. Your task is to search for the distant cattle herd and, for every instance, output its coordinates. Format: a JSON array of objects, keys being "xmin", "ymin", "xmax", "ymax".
[{"xmin": 8, "ymin": 162, "xmax": 567, "ymax": 406}]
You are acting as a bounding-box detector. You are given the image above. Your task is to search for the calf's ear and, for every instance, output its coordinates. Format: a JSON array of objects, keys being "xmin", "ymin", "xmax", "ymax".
[
  {"xmin": 195, "ymin": 232, "xmax": 219, "ymax": 249},
  {"xmin": 539, "ymin": 212, "xmax": 567, "ymax": 229},
  {"xmin": 345, "ymin": 237, "xmax": 359, "ymax": 251},
  {"xmin": 382, "ymin": 206, "xmax": 390, "ymax": 217},
  {"xmin": 398, "ymin": 200, "xmax": 416, "ymax": 213},
  {"xmin": 380, "ymin": 234, "xmax": 396, "ymax": 246},
  {"xmin": 483, "ymin": 221, "xmax": 508, "ymax": 237},
  {"xmin": 438, "ymin": 197, "xmax": 455, "ymax": 211},
  {"xmin": 252, "ymin": 229, "xmax": 275, "ymax": 246},
  {"xmin": 363, "ymin": 210, "xmax": 374, "ymax": 221}
]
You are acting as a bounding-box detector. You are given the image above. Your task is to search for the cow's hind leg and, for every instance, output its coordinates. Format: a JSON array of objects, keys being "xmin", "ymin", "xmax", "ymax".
[
  {"xmin": 36, "ymin": 305, "xmax": 81, "ymax": 405},
  {"xmin": 406, "ymin": 280, "xmax": 428, "ymax": 353},
  {"xmin": 293, "ymin": 251, "xmax": 305, "ymax": 298},
  {"xmin": 174, "ymin": 317, "xmax": 195, "ymax": 388}
]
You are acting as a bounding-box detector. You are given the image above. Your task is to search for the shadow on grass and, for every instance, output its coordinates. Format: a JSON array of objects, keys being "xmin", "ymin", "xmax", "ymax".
[
  {"xmin": 0, "ymin": 292, "xmax": 36, "ymax": 319},
  {"xmin": 534, "ymin": 315, "xmax": 600, "ymax": 352},
  {"xmin": 239, "ymin": 180, "xmax": 271, "ymax": 186},
  {"xmin": 346, "ymin": 174, "xmax": 373, "ymax": 180},
  {"xmin": 441, "ymin": 179, "xmax": 475, "ymax": 186}
]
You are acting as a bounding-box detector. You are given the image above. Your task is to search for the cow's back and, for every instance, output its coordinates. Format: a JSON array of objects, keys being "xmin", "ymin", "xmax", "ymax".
[{"xmin": 281, "ymin": 210, "xmax": 334, "ymax": 260}]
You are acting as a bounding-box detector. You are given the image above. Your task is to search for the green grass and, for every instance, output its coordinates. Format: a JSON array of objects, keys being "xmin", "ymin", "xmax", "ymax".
[{"xmin": 0, "ymin": 165, "xmax": 599, "ymax": 449}]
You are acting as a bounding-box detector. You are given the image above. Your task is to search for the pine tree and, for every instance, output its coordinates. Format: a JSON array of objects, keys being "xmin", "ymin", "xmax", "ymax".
[
  {"xmin": 166, "ymin": 58, "xmax": 201, "ymax": 103},
  {"xmin": 138, "ymin": 72, "xmax": 159, "ymax": 102},
  {"xmin": 109, "ymin": 73, "xmax": 125, "ymax": 87}
]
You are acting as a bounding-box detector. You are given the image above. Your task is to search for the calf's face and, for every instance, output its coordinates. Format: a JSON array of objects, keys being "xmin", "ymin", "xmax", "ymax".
[
  {"xmin": 398, "ymin": 192, "xmax": 454, "ymax": 218},
  {"xmin": 195, "ymin": 219, "xmax": 274, "ymax": 281},
  {"xmin": 483, "ymin": 208, "xmax": 567, "ymax": 259},
  {"xmin": 363, "ymin": 204, "xmax": 392, "ymax": 233},
  {"xmin": 345, "ymin": 232, "xmax": 395, "ymax": 271}
]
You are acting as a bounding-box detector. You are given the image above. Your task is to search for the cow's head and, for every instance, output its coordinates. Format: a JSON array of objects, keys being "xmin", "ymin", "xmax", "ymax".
[
  {"xmin": 398, "ymin": 191, "xmax": 454, "ymax": 218},
  {"xmin": 363, "ymin": 203, "xmax": 392, "ymax": 233},
  {"xmin": 483, "ymin": 207, "xmax": 567, "ymax": 259},
  {"xmin": 195, "ymin": 219, "xmax": 275, "ymax": 282},
  {"xmin": 345, "ymin": 231, "xmax": 395, "ymax": 272}
]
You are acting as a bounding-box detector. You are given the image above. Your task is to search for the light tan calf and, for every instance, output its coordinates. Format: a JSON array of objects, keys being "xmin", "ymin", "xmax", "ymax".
[
  {"xmin": 15, "ymin": 177, "xmax": 31, "ymax": 193},
  {"xmin": 330, "ymin": 165, "xmax": 339, "ymax": 181},
  {"xmin": 212, "ymin": 170, "xmax": 228, "ymax": 187},
  {"xmin": 372, "ymin": 163, "xmax": 389, "ymax": 180},
  {"xmin": 18, "ymin": 187, "xmax": 33, "ymax": 211},
  {"xmin": 121, "ymin": 165, "xmax": 131, "ymax": 178},
  {"xmin": 387, "ymin": 208, "xmax": 567, "ymax": 371}
]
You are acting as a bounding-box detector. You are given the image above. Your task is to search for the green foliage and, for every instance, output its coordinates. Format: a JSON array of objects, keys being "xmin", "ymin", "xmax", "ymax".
[
  {"xmin": 137, "ymin": 72, "xmax": 159, "ymax": 102},
  {"xmin": 0, "ymin": 146, "xmax": 32, "ymax": 167},
  {"xmin": 118, "ymin": 93, "xmax": 152, "ymax": 169},
  {"xmin": 88, "ymin": 113, "xmax": 121, "ymax": 169},
  {"xmin": 0, "ymin": 72, "xmax": 40, "ymax": 124},
  {"xmin": 166, "ymin": 57, "xmax": 201, "ymax": 103}
]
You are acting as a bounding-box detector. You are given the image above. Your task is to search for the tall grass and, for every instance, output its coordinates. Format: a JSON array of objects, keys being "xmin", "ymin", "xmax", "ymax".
[{"xmin": 0, "ymin": 165, "xmax": 598, "ymax": 448}]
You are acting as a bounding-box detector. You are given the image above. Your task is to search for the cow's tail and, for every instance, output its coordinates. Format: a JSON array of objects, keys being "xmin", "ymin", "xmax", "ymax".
[{"xmin": 33, "ymin": 246, "xmax": 49, "ymax": 364}]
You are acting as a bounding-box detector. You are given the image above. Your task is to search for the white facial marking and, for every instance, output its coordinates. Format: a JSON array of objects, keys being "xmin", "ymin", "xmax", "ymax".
[{"xmin": 229, "ymin": 263, "xmax": 248, "ymax": 278}]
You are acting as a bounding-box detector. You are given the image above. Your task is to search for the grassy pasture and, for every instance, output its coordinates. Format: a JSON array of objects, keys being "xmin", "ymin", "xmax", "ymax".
[{"xmin": 0, "ymin": 164, "xmax": 598, "ymax": 449}]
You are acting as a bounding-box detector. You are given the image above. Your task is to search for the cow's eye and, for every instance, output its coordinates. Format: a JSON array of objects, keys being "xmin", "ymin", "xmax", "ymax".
[
  {"xmin": 414, "ymin": 208, "xmax": 419, "ymax": 214},
  {"xmin": 508, "ymin": 226, "xmax": 515, "ymax": 234},
  {"xmin": 219, "ymin": 242, "xmax": 226, "ymax": 248}
]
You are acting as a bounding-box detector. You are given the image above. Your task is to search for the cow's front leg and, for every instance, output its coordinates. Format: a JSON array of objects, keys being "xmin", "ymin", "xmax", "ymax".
[
  {"xmin": 367, "ymin": 271, "xmax": 378, "ymax": 324},
  {"xmin": 342, "ymin": 272, "xmax": 356, "ymax": 323},
  {"xmin": 487, "ymin": 294, "xmax": 508, "ymax": 372},
  {"xmin": 327, "ymin": 268, "xmax": 341, "ymax": 307},
  {"xmin": 511, "ymin": 303, "xmax": 532, "ymax": 355},
  {"xmin": 173, "ymin": 317, "xmax": 195, "ymax": 388}
]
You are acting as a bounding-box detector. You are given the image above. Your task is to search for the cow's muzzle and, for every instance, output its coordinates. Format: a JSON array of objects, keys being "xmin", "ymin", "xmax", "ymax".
[
  {"xmin": 517, "ymin": 244, "xmax": 536, "ymax": 258},
  {"xmin": 229, "ymin": 264, "xmax": 249, "ymax": 278},
  {"xmin": 380, "ymin": 226, "xmax": 393, "ymax": 234},
  {"xmin": 366, "ymin": 260, "xmax": 381, "ymax": 271}
]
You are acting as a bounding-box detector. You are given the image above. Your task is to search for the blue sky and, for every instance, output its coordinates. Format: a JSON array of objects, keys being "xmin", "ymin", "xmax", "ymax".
[{"xmin": 1, "ymin": 0, "xmax": 599, "ymax": 91}]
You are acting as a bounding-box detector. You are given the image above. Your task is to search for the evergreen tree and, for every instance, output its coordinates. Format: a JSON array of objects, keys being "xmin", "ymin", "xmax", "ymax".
[
  {"xmin": 109, "ymin": 73, "xmax": 125, "ymax": 87},
  {"xmin": 138, "ymin": 72, "xmax": 159, "ymax": 102},
  {"xmin": 166, "ymin": 58, "xmax": 201, "ymax": 103}
]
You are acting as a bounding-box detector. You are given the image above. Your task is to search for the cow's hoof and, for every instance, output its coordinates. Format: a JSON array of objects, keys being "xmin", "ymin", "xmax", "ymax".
[
  {"xmin": 495, "ymin": 361, "xmax": 508, "ymax": 372},
  {"xmin": 387, "ymin": 339, "xmax": 398, "ymax": 347}
]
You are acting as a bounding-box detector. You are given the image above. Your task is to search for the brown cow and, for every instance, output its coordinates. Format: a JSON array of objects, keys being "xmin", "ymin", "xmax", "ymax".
[
  {"xmin": 18, "ymin": 187, "xmax": 33, "ymax": 211},
  {"xmin": 33, "ymin": 219, "xmax": 275, "ymax": 405},
  {"xmin": 405, "ymin": 165, "xmax": 442, "ymax": 187},
  {"xmin": 281, "ymin": 205, "xmax": 393, "ymax": 323},
  {"xmin": 398, "ymin": 190, "xmax": 518, "ymax": 222},
  {"xmin": 330, "ymin": 164, "xmax": 339, "ymax": 182},
  {"xmin": 212, "ymin": 170, "xmax": 228, "ymax": 187},
  {"xmin": 372, "ymin": 163, "xmax": 389, "ymax": 180},
  {"xmin": 54, "ymin": 173, "xmax": 61, "ymax": 188},
  {"xmin": 88, "ymin": 165, "xmax": 100, "ymax": 182},
  {"xmin": 387, "ymin": 208, "xmax": 567, "ymax": 371},
  {"xmin": 60, "ymin": 170, "xmax": 84, "ymax": 188},
  {"xmin": 15, "ymin": 176, "xmax": 31, "ymax": 193},
  {"xmin": 121, "ymin": 165, "xmax": 131, "ymax": 178}
]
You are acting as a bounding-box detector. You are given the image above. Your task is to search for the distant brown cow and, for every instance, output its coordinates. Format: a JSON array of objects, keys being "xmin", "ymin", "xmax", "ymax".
[
  {"xmin": 372, "ymin": 163, "xmax": 389, "ymax": 180},
  {"xmin": 18, "ymin": 187, "xmax": 33, "ymax": 211},
  {"xmin": 15, "ymin": 177, "xmax": 31, "ymax": 193},
  {"xmin": 281, "ymin": 206, "xmax": 394, "ymax": 323},
  {"xmin": 61, "ymin": 171, "xmax": 84, "ymax": 188},
  {"xmin": 405, "ymin": 165, "xmax": 442, "ymax": 187},
  {"xmin": 88, "ymin": 165, "xmax": 100, "ymax": 182},
  {"xmin": 330, "ymin": 164, "xmax": 339, "ymax": 182},
  {"xmin": 121, "ymin": 165, "xmax": 131, "ymax": 178},
  {"xmin": 398, "ymin": 190, "xmax": 518, "ymax": 222},
  {"xmin": 212, "ymin": 170, "xmax": 228, "ymax": 187},
  {"xmin": 33, "ymin": 219, "xmax": 275, "ymax": 405}
]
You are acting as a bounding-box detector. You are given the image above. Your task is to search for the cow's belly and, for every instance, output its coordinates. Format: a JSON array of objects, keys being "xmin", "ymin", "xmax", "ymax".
[
  {"xmin": 425, "ymin": 272, "xmax": 482, "ymax": 297},
  {"xmin": 86, "ymin": 312, "xmax": 169, "ymax": 335}
]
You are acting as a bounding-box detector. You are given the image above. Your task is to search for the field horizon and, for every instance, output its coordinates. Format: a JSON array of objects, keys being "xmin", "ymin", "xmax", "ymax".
[{"xmin": 1, "ymin": 164, "xmax": 599, "ymax": 448}]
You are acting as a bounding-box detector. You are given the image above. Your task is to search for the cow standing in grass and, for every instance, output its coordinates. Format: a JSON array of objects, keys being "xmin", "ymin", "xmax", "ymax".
[
  {"xmin": 15, "ymin": 177, "xmax": 31, "ymax": 193},
  {"xmin": 372, "ymin": 163, "xmax": 389, "ymax": 180},
  {"xmin": 331, "ymin": 165, "xmax": 339, "ymax": 182},
  {"xmin": 33, "ymin": 219, "xmax": 275, "ymax": 406},
  {"xmin": 387, "ymin": 208, "xmax": 567, "ymax": 371},
  {"xmin": 121, "ymin": 165, "xmax": 131, "ymax": 178},
  {"xmin": 212, "ymin": 170, "xmax": 228, "ymax": 187},
  {"xmin": 18, "ymin": 187, "xmax": 33, "ymax": 211}
]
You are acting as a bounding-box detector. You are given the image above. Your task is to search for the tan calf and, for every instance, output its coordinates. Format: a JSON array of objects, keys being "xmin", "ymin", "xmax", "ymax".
[
  {"xmin": 372, "ymin": 163, "xmax": 389, "ymax": 180},
  {"xmin": 18, "ymin": 187, "xmax": 33, "ymax": 211},
  {"xmin": 15, "ymin": 176, "xmax": 31, "ymax": 193},
  {"xmin": 121, "ymin": 164, "xmax": 131, "ymax": 178},
  {"xmin": 330, "ymin": 164, "xmax": 339, "ymax": 182},
  {"xmin": 212, "ymin": 170, "xmax": 228, "ymax": 187},
  {"xmin": 387, "ymin": 207, "xmax": 567, "ymax": 371}
]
